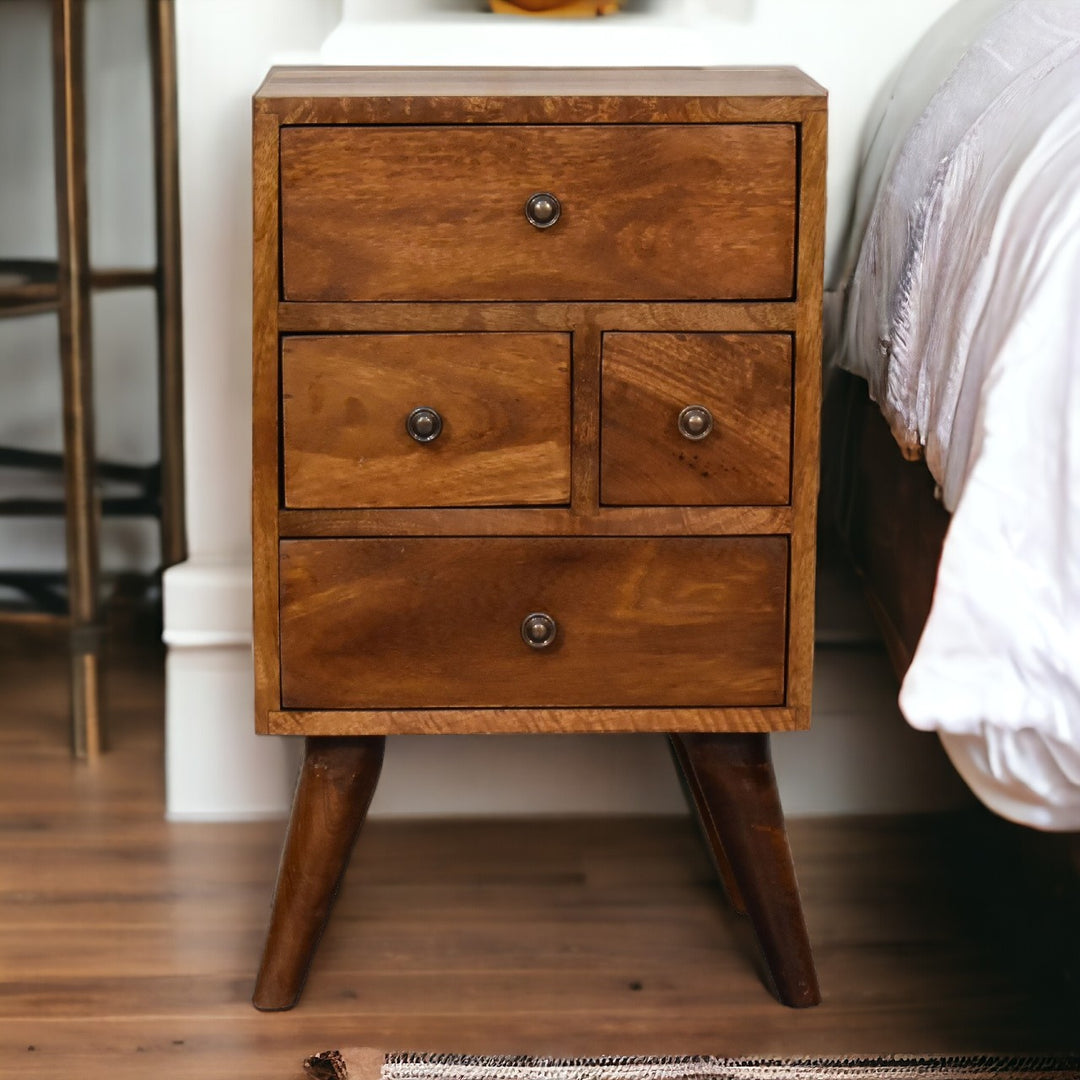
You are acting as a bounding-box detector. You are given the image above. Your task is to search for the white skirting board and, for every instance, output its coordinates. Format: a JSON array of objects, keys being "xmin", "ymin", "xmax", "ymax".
[
  {"xmin": 163, "ymin": 559, "xmax": 301, "ymax": 820},
  {"xmin": 162, "ymin": 557, "xmax": 973, "ymax": 822}
]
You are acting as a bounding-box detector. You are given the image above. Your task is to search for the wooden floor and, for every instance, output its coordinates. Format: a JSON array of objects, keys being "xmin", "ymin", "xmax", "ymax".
[{"xmin": 0, "ymin": 627, "xmax": 1078, "ymax": 1080}]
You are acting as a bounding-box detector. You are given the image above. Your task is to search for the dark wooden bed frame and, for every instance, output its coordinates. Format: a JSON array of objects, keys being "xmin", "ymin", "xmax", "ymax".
[
  {"xmin": 823, "ymin": 368, "xmax": 950, "ymax": 683},
  {"xmin": 823, "ymin": 368, "xmax": 1080, "ymax": 955}
]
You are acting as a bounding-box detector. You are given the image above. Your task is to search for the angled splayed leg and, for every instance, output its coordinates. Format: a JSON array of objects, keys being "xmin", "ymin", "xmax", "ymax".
[
  {"xmin": 675, "ymin": 732, "xmax": 820, "ymax": 1007},
  {"xmin": 253, "ymin": 736, "xmax": 385, "ymax": 1011}
]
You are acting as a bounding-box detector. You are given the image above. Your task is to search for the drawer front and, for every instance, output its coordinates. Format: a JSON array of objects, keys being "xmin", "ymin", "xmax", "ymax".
[
  {"xmin": 601, "ymin": 333, "xmax": 792, "ymax": 506},
  {"xmin": 279, "ymin": 537, "xmax": 788, "ymax": 709},
  {"xmin": 283, "ymin": 333, "xmax": 571, "ymax": 508},
  {"xmin": 280, "ymin": 124, "xmax": 797, "ymax": 302}
]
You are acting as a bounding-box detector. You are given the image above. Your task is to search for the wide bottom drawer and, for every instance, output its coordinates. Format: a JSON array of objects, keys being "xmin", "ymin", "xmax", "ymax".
[{"xmin": 279, "ymin": 537, "xmax": 788, "ymax": 709}]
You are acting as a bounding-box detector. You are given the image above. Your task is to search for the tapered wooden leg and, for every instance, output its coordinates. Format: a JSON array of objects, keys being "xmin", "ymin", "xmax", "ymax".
[
  {"xmin": 675, "ymin": 733, "xmax": 820, "ymax": 1008},
  {"xmin": 253, "ymin": 736, "xmax": 385, "ymax": 1011},
  {"xmin": 668, "ymin": 735, "xmax": 747, "ymax": 915}
]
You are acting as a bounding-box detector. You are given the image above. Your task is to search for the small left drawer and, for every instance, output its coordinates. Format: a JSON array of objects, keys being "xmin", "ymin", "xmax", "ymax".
[{"xmin": 282, "ymin": 333, "xmax": 572, "ymax": 509}]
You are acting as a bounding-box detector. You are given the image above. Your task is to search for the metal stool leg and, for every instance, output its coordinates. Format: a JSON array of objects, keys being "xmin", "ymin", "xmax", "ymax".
[
  {"xmin": 52, "ymin": 0, "xmax": 104, "ymax": 759},
  {"xmin": 149, "ymin": 0, "xmax": 186, "ymax": 570}
]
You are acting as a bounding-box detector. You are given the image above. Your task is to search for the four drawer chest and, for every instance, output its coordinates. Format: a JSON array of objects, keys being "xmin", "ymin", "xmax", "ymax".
[{"xmin": 250, "ymin": 66, "xmax": 827, "ymax": 1011}]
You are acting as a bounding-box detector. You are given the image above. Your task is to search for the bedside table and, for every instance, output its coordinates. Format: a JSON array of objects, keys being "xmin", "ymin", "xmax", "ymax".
[{"xmin": 250, "ymin": 67, "xmax": 827, "ymax": 1012}]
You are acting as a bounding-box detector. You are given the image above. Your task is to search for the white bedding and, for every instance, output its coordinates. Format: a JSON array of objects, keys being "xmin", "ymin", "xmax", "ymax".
[{"xmin": 835, "ymin": 0, "xmax": 1080, "ymax": 829}]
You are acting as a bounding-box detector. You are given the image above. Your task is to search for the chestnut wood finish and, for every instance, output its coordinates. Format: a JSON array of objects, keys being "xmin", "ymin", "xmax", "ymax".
[
  {"xmin": 786, "ymin": 105, "xmax": 827, "ymax": 728},
  {"xmin": 280, "ymin": 125, "xmax": 797, "ymax": 302},
  {"xmin": 266, "ymin": 706, "xmax": 801, "ymax": 736},
  {"xmin": 256, "ymin": 66, "xmax": 827, "ymax": 125},
  {"xmin": 282, "ymin": 333, "xmax": 571, "ymax": 508},
  {"xmin": 601, "ymin": 332, "xmax": 792, "ymax": 506},
  {"xmin": 668, "ymin": 734, "xmax": 748, "ymax": 916},
  {"xmin": 278, "ymin": 505, "xmax": 794, "ymax": 538},
  {"xmin": 252, "ymin": 736, "xmax": 385, "ymax": 1011},
  {"xmin": 279, "ymin": 537, "xmax": 788, "ymax": 710},
  {"xmin": 253, "ymin": 67, "xmax": 827, "ymax": 1009},
  {"xmin": 826, "ymin": 370, "xmax": 951, "ymax": 679},
  {"xmin": 278, "ymin": 300, "xmax": 798, "ymax": 334},
  {"xmin": 676, "ymin": 733, "xmax": 821, "ymax": 1008},
  {"xmin": 252, "ymin": 103, "xmax": 282, "ymax": 731}
]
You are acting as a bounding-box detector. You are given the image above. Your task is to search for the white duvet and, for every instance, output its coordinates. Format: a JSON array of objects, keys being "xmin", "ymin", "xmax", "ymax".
[{"xmin": 836, "ymin": 0, "xmax": 1080, "ymax": 829}]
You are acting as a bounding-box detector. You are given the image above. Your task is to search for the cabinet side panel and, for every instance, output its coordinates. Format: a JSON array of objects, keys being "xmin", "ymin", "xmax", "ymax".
[
  {"xmin": 788, "ymin": 107, "xmax": 827, "ymax": 723},
  {"xmin": 252, "ymin": 104, "xmax": 282, "ymax": 732}
]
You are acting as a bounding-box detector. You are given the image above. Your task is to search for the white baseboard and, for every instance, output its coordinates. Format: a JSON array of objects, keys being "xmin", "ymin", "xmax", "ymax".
[{"xmin": 163, "ymin": 558, "xmax": 301, "ymax": 820}]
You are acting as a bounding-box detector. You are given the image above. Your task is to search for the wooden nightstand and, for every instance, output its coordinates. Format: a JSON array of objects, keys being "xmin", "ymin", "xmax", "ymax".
[{"xmin": 250, "ymin": 67, "xmax": 827, "ymax": 1012}]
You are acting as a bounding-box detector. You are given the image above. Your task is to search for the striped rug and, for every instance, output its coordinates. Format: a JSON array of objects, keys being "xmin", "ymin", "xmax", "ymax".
[{"xmin": 303, "ymin": 1051, "xmax": 1080, "ymax": 1080}]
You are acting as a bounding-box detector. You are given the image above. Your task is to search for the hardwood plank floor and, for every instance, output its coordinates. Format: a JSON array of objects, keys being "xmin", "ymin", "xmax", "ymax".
[{"xmin": 0, "ymin": 626, "xmax": 1077, "ymax": 1079}]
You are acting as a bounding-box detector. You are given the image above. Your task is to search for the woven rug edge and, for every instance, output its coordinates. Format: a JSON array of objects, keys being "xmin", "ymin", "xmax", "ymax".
[{"xmin": 302, "ymin": 1049, "xmax": 1080, "ymax": 1080}]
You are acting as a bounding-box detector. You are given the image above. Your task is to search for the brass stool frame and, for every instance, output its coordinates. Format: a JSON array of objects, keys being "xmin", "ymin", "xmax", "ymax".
[{"xmin": 0, "ymin": 0, "xmax": 185, "ymax": 759}]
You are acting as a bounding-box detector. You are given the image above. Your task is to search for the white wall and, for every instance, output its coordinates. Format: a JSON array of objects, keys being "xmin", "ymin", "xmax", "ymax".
[
  {"xmin": 322, "ymin": 0, "xmax": 963, "ymax": 282},
  {"xmin": 165, "ymin": 0, "xmax": 342, "ymax": 819},
  {"xmin": 0, "ymin": 0, "xmax": 158, "ymax": 592},
  {"xmin": 165, "ymin": 0, "xmax": 977, "ymax": 820}
]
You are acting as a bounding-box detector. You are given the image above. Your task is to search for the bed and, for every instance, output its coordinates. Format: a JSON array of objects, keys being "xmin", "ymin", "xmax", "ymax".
[{"xmin": 827, "ymin": 0, "xmax": 1080, "ymax": 831}]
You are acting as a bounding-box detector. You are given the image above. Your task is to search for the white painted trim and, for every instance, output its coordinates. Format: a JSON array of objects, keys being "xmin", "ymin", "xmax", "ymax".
[
  {"xmin": 162, "ymin": 630, "xmax": 252, "ymax": 648},
  {"xmin": 166, "ymin": 809, "xmax": 290, "ymax": 823}
]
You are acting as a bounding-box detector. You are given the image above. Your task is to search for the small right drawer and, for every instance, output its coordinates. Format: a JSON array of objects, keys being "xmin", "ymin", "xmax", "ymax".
[{"xmin": 600, "ymin": 332, "xmax": 792, "ymax": 507}]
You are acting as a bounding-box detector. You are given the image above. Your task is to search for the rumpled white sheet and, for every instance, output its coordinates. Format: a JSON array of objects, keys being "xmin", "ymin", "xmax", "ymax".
[{"xmin": 836, "ymin": 0, "xmax": 1080, "ymax": 829}]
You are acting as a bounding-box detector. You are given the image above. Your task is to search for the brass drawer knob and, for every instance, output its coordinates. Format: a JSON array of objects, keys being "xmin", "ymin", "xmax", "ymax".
[
  {"xmin": 521, "ymin": 612, "xmax": 557, "ymax": 649},
  {"xmin": 406, "ymin": 406, "xmax": 442, "ymax": 443},
  {"xmin": 678, "ymin": 404, "xmax": 713, "ymax": 441},
  {"xmin": 525, "ymin": 192, "xmax": 561, "ymax": 229}
]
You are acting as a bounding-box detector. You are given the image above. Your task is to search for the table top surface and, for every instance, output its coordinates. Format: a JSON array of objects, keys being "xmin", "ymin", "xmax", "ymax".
[{"xmin": 256, "ymin": 65, "xmax": 827, "ymax": 102}]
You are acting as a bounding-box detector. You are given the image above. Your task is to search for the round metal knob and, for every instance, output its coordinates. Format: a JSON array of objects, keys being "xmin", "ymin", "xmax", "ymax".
[
  {"xmin": 677, "ymin": 405, "xmax": 714, "ymax": 441},
  {"xmin": 525, "ymin": 192, "xmax": 561, "ymax": 229},
  {"xmin": 521, "ymin": 612, "xmax": 557, "ymax": 649},
  {"xmin": 406, "ymin": 406, "xmax": 442, "ymax": 443}
]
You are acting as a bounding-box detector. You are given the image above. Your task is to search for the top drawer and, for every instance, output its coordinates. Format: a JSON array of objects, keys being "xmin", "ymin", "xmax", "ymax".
[{"xmin": 280, "ymin": 124, "xmax": 797, "ymax": 302}]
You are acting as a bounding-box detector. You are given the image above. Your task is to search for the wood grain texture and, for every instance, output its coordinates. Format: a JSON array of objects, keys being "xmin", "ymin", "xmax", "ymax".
[
  {"xmin": 668, "ymin": 734, "xmax": 748, "ymax": 915},
  {"xmin": 279, "ymin": 537, "xmax": 788, "ymax": 711},
  {"xmin": 677, "ymin": 734, "xmax": 820, "ymax": 1008},
  {"xmin": 601, "ymin": 333, "xmax": 792, "ymax": 506},
  {"xmin": 256, "ymin": 65, "xmax": 827, "ymax": 126},
  {"xmin": 254, "ymin": 737, "xmax": 385, "ymax": 1011},
  {"xmin": 266, "ymin": 707, "xmax": 801, "ymax": 736},
  {"xmin": 280, "ymin": 125, "xmax": 796, "ymax": 302},
  {"xmin": 571, "ymin": 319, "xmax": 602, "ymax": 515},
  {"xmin": 251, "ymin": 103, "xmax": 281, "ymax": 731},
  {"xmin": 277, "ymin": 505, "xmax": 794, "ymax": 538},
  {"xmin": 250, "ymin": 71, "xmax": 829, "ymax": 1013},
  {"xmin": 824, "ymin": 371, "xmax": 950, "ymax": 680},
  {"xmin": 278, "ymin": 301, "xmax": 798, "ymax": 335},
  {"xmin": 282, "ymin": 334, "xmax": 571, "ymax": 508},
  {"xmin": 786, "ymin": 108, "xmax": 827, "ymax": 723}
]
